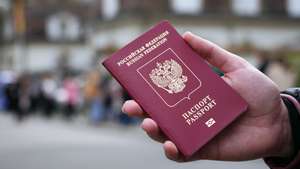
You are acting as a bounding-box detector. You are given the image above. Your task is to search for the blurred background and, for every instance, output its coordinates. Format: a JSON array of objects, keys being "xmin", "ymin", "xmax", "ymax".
[{"xmin": 0, "ymin": 0, "xmax": 300, "ymax": 169}]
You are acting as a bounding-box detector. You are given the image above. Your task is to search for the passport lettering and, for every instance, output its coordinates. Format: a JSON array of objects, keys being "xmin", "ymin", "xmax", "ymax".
[
  {"xmin": 182, "ymin": 95, "xmax": 217, "ymax": 126},
  {"xmin": 117, "ymin": 30, "xmax": 169, "ymax": 67}
]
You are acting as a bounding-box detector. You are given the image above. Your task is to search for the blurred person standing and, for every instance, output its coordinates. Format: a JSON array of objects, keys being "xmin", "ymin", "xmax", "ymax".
[
  {"xmin": 4, "ymin": 78, "xmax": 18, "ymax": 115},
  {"xmin": 101, "ymin": 75, "xmax": 113, "ymax": 121},
  {"xmin": 0, "ymin": 83, "xmax": 5, "ymax": 111},
  {"xmin": 11, "ymin": 74, "xmax": 32, "ymax": 121},
  {"xmin": 55, "ymin": 83, "xmax": 68, "ymax": 115},
  {"xmin": 108, "ymin": 78, "xmax": 133, "ymax": 125},
  {"xmin": 62, "ymin": 74, "xmax": 80, "ymax": 119},
  {"xmin": 1, "ymin": 71, "xmax": 16, "ymax": 112},
  {"xmin": 29, "ymin": 74, "xmax": 43, "ymax": 113},
  {"xmin": 108, "ymin": 79, "xmax": 122, "ymax": 121},
  {"xmin": 84, "ymin": 70, "xmax": 105, "ymax": 124},
  {"xmin": 41, "ymin": 73, "xmax": 57, "ymax": 117},
  {"xmin": 0, "ymin": 72, "xmax": 8, "ymax": 111}
]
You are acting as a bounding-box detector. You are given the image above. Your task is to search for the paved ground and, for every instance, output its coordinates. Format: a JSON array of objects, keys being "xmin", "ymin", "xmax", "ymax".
[{"xmin": 0, "ymin": 113, "xmax": 269, "ymax": 169}]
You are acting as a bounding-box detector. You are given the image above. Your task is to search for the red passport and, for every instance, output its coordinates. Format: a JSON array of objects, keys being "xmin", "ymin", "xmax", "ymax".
[{"xmin": 102, "ymin": 21, "xmax": 248, "ymax": 157}]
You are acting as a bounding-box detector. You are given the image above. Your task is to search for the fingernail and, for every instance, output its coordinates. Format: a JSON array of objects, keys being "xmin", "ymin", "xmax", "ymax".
[
  {"xmin": 140, "ymin": 120, "xmax": 147, "ymax": 132},
  {"xmin": 183, "ymin": 32, "xmax": 194, "ymax": 39},
  {"xmin": 188, "ymin": 31, "xmax": 194, "ymax": 35},
  {"xmin": 186, "ymin": 31, "xmax": 192, "ymax": 34},
  {"xmin": 140, "ymin": 118, "xmax": 151, "ymax": 131},
  {"xmin": 121, "ymin": 101, "xmax": 129, "ymax": 113}
]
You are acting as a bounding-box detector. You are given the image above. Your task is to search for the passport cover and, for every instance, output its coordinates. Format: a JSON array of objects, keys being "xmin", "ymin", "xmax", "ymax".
[{"xmin": 102, "ymin": 21, "xmax": 248, "ymax": 157}]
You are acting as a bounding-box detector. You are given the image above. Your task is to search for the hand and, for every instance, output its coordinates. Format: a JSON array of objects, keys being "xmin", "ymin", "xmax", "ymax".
[{"xmin": 122, "ymin": 32, "xmax": 293, "ymax": 162}]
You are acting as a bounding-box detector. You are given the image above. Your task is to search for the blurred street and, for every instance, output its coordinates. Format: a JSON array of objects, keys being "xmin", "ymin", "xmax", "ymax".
[{"xmin": 0, "ymin": 113, "xmax": 268, "ymax": 169}]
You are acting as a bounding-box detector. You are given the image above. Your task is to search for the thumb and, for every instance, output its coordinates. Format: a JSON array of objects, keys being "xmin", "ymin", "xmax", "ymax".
[{"xmin": 183, "ymin": 32, "xmax": 248, "ymax": 73}]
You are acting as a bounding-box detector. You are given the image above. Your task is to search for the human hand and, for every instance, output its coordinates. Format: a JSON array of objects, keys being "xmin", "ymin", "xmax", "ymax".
[{"xmin": 122, "ymin": 32, "xmax": 293, "ymax": 162}]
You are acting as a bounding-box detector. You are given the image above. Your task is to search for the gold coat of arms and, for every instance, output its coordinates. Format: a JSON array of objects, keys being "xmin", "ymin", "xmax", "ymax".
[{"xmin": 149, "ymin": 59, "xmax": 188, "ymax": 94}]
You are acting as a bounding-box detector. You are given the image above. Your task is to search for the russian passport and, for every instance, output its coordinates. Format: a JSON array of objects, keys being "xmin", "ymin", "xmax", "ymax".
[{"xmin": 102, "ymin": 21, "xmax": 248, "ymax": 157}]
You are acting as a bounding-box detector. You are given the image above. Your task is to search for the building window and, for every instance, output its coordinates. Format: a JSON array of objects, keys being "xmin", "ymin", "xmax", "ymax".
[
  {"xmin": 3, "ymin": 18, "xmax": 13, "ymax": 40},
  {"xmin": 0, "ymin": 0, "xmax": 10, "ymax": 11},
  {"xmin": 170, "ymin": 0, "xmax": 203, "ymax": 15},
  {"xmin": 262, "ymin": 0, "xmax": 286, "ymax": 16},
  {"xmin": 101, "ymin": 0, "xmax": 120, "ymax": 19},
  {"xmin": 46, "ymin": 12, "xmax": 81, "ymax": 41},
  {"xmin": 287, "ymin": 0, "xmax": 300, "ymax": 17},
  {"xmin": 232, "ymin": 0, "xmax": 260, "ymax": 16},
  {"xmin": 204, "ymin": 0, "xmax": 230, "ymax": 14}
]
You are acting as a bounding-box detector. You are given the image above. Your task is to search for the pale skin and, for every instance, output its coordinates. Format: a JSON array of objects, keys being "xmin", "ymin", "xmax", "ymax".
[{"xmin": 122, "ymin": 32, "xmax": 293, "ymax": 162}]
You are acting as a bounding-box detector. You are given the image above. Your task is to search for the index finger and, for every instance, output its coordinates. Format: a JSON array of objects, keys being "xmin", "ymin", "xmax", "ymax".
[
  {"xmin": 183, "ymin": 32, "xmax": 249, "ymax": 73},
  {"xmin": 122, "ymin": 100, "xmax": 147, "ymax": 118}
]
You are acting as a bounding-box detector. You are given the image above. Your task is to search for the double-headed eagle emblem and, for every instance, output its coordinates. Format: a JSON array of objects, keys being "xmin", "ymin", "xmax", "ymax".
[{"xmin": 149, "ymin": 59, "xmax": 188, "ymax": 94}]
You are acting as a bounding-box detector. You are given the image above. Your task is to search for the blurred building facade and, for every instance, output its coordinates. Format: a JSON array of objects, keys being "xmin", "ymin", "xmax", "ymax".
[{"xmin": 0, "ymin": 0, "xmax": 300, "ymax": 73}]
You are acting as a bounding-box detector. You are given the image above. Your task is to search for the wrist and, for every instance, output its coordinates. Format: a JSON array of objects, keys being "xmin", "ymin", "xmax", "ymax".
[{"xmin": 276, "ymin": 99, "xmax": 294, "ymax": 158}]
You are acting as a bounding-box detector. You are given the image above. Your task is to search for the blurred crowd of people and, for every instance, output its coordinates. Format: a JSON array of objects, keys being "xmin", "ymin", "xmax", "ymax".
[
  {"xmin": 0, "ymin": 70, "xmax": 137, "ymax": 125},
  {"xmin": 254, "ymin": 51, "xmax": 298, "ymax": 90},
  {"xmin": 0, "ymin": 51, "xmax": 297, "ymax": 126}
]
